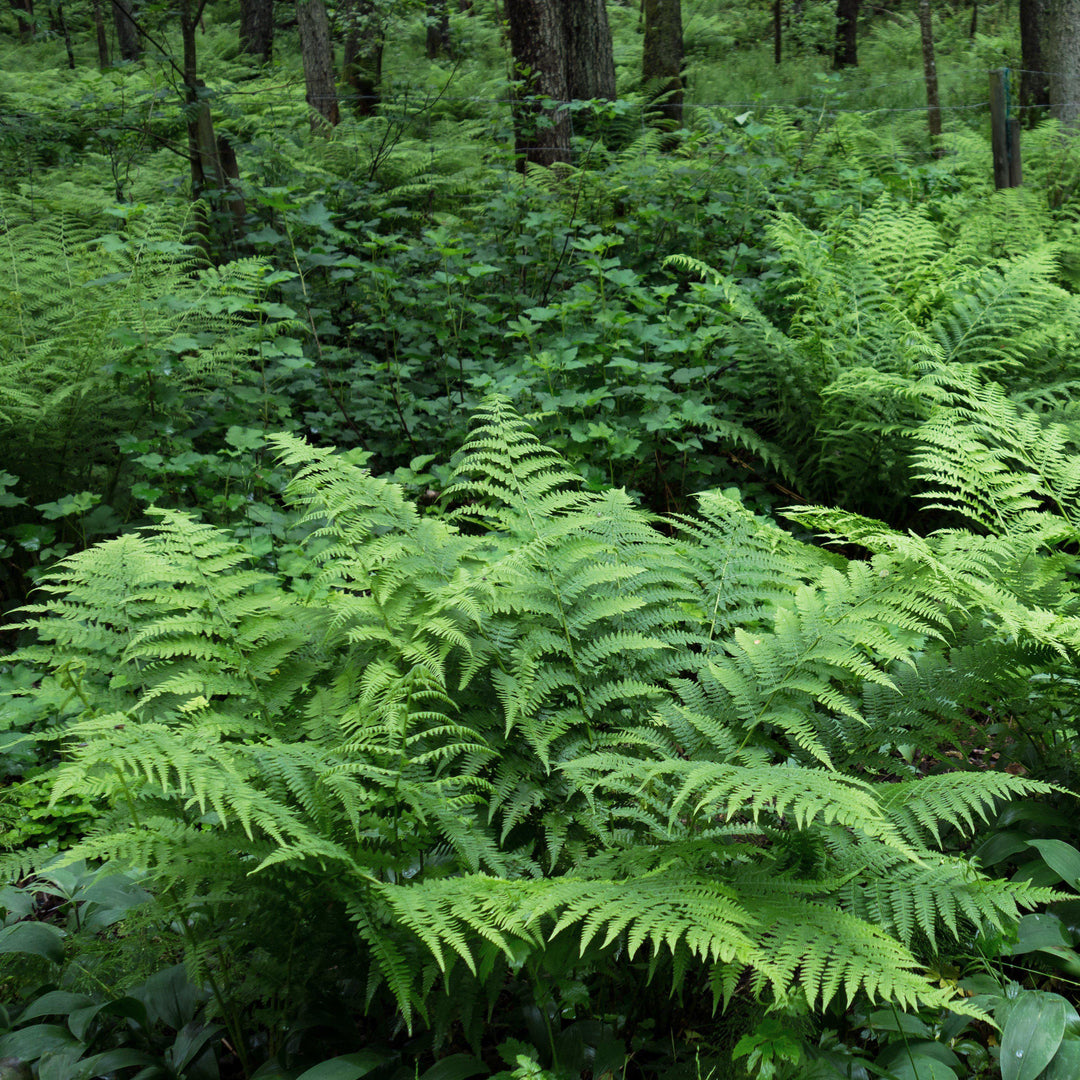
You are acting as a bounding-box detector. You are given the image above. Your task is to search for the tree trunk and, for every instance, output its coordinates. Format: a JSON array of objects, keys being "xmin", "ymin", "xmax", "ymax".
[
  {"xmin": 774, "ymin": 0, "xmax": 781, "ymax": 64},
  {"xmin": 181, "ymin": 0, "xmax": 210, "ymax": 201},
  {"xmin": 565, "ymin": 0, "xmax": 615, "ymax": 99},
  {"xmin": 11, "ymin": 0, "xmax": 33, "ymax": 41},
  {"xmin": 57, "ymin": 1, "xmax": 75, "ymax": 67},
  {"xmin": 642, "ymin": 0, "xmax": 682, "ymax": 125},
  {"xmin": 112, "ymin": 0, "xmax": 140, "ymax": 60},
  {"xmin": 834, "ymin": 0, "xmax": 859, "ymax": 67},
  {"xmin": 426, "ymin": 0, "xmax": 451, "ymax": 58},
  {"xmin": 918, "ymin": 0, "xmax": 942, "ymax": 155},
  {"xmin": 91, "ymin": 0, "xmax": 110, "ymax": 67},
  {"xmin": 297, "ymin": 0, "xmax": 340, "ymax": 129},
  {"xmin": 969, "ymin": 0, "xmax": 977, "ymax": 38},
  {"xmin": 179, "ymin": 0, "xmax": 242, "ymax": 253},
  {"xmin": 342, "ymin": 0, "xmax": 383, "ymax": 115},
  {"xmin": 505, "ymin": 0, "xmax": 571, "ymax": 167},
  {"xmin": 1020, "ymin": 0, "xmax": 1050, "ymax": 125},
  {"xmin": 1045, "ymin": 0, "xmax": 1080, "ymax": 128},
  {"xmin": 239, "ymin": 0, "xmax": 274, "ymax": 62}
]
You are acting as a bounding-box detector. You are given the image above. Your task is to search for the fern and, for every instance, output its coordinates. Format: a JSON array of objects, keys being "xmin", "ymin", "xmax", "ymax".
[
  {"xmin": 664, "ymin": 197, "xmax": 1080, "ymax": 517},
  {"xmin": 10, "ymin": 397, "xmax": 1070, "ymax": 1033}
]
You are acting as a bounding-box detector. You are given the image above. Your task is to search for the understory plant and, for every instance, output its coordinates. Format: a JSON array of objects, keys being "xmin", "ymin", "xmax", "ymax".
[{"xmin": 5, "ymin": 390, "xmax": 1078, "ymax": 1074}]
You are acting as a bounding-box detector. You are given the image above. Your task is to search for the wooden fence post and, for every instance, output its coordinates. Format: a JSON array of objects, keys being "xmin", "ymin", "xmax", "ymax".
[{"xmin": 990, "ymin": 68, "xmax": 1022, "ymax": 188}]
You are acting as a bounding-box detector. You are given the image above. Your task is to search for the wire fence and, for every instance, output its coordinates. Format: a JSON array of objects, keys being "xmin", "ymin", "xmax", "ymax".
[
  {"xmin": 203, "ymin": 64, "xmax": 1076, "ymax": 171},
  {"xmin": 2, "ymin": 60, "xmax": 1077, "ymax": 174}
]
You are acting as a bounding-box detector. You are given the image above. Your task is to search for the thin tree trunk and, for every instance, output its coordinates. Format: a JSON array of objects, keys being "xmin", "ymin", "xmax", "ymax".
[
  {"xmin": 181, "ymin": 0, "xmax": 240, "ymax": 253},
  {"xmin": 57, "ymin": 1, "xmax": 75, "ymax": 67},
  {"xmin": 239, "ymin": 0, "xmax": 274, "ymax": 62},
  {"xmin": 969, "ymin": 0, "xmax": 977, "ymax": 38},
  {"xmin": 505, "ymin": 0, "xmax": 571, "ymax": 167},
  {"xmin": 181, "ymin": 0, "xmax": 210, "ymax": 201},
  {"xmin": 834, "ymin": 0, "xmax": 859, "ymax": 67},
  {"xmin": 426, "ymin": 0, "xmax": 451, "ymax": 58},
  {"xmin": 1046, "ymin": 0, "xmax": 1080, "ymax": 128},
  {"xmin": 112, "ymin": 0, "xmax": 140, "ymax": 60},
  {"xmin": 11, "ymin": 0, "xmax": 33, "ymax": 41},
  {"xmin": 91, "ymin": 0, "xmax": 110, "ymax": 67},
  {"xmin": 1020, "ymin": 0, "xmax": 1050, "ymax": 125},
  {"xmin": 297, "ymin": 0, "xmax": 340, "ymax": 129},
  {"xmin": 918, "ymin": 0, "xmax": 943, "ymax": 155},
  {"xmin": 774, "ymin": 0, "xmax": 782, "ymax": 64},
  {"xmin": 565, "ymin": 0, "xmax": 616, "ymax": 99},
  {"xmin": 342, "ymin": 0, "xmax": 383, "ymax": 115},
  {"xmin": 642, "ymin": 0, "xmax": 682, "ymax": 125}
]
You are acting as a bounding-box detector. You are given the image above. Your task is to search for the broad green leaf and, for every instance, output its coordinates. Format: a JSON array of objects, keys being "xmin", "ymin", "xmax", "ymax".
[
  {"xmin": 1009, "ymin": 913, "xmax": 1072, "ymax": 955},
  {"xmin": 0, "ymin": 921, "xmax": 64, "ymax": 962},
  {"xmin": 1042, "ymin": 1037, "xmax": 1080, "ymax": 1080},
  {"xmin": 0, "ymin": 1023, "xmax": 81, "ymax": 1059},
  {"xmin": 867, "ymin": 1009, "xmax": 931, "ymax": 1037},
  {"xmin": 1000, "ymin": 991, "xmax": 1066, "ymax": 1080},
  {"xmin": 15, "ymin": 990, "xmax": 93, "ymax": 1025},
  {"xmin": 72, "ymin": 1048, "xmax": 158, "ymax": 1080},
  {"xmin": 887, "ymin": 1059, "xmax": 957, "ymax": 1080},
  {"xmin": 420, "ymin": 1054, "xmax": 490, "ymax": 1080},
  {"xmin": 167, "ymin": 1021, "xmax": 223, "ymax": 1072},
  {"xmin": 1027, "ymin": 839, "xmax": 1080, "ymax": 886},
  {"xmin": 295, "ymin": 1052, "xmax": 389, "ymax": 1080}
]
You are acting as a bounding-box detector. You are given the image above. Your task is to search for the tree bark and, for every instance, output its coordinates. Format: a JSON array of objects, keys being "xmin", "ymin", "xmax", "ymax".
[
  {"xmin": 297, "ymin": 0, "xmax": 340, "ymax": 129},
  {"xmin": 505, "ymin": 0, "xmax": 571, "ymax": 167},
  {"xmin": 1020, "ymin": 0, "xmax": 1050, "ymax": 125},
  {"xmin": 57, "ymin": 1, "xmax": 75, "ymax": 67},
  {"xmin": 342, "ymin": 0, "xmax": 383, "ymax": 115},
  {"xmin": 181, "ymin": 0, "xmax": 211, "ymax": 201},
  {"xmin": 112, "ymin": 0, "xmax": 140, "ymax": 60},
  {"xmin": 774, "ymin": 0, "xmax": 782, "ymax": 64},
  {"xmin": 834, "ymin": 0, "xmax": 859, "ymax": 67},
  {"xmin": 642, "ymin": 0, "xmax": 682, "ymax": 125},
  {"xmin": 239, "ymin": 0, "xmax": 274, "ymax": 62},
  {"xmin": 426, "ymin": 0, "xmax": 451, "ymax": 58},
  {"xmin": 918, "ymin": 0, "xmax": 942, "ymax": 155},
  {"xmin": 91, "ymin": 0, "xmax": 110, "ymax": 67},
  {"xmin": 11, "ymin": 0, "xmax": 33, "ymax": 41},
  {"xmin": 565, "ymin": 0, "xmax": 615, "ymax": 99},
  {"xmin": 1045, "ymin": 0, "xmax": 1080, "ymax": 128}
]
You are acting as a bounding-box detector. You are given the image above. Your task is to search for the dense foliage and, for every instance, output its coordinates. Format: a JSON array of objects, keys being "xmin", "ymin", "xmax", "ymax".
[{"xmin": 4, "ymin": 1, "xmax": 1080, "ymax": 1078}]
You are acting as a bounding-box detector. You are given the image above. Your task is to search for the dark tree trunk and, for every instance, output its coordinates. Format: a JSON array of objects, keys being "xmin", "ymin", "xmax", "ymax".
[
  {"xmin": 297, "ymin": 0, "xmax": 340, "ymax": 129},
  {"xmin": 239, "ymin": 0, "xmax": 274, "ymax": 62},
  {"xmin": 180, "ymin": 0, "xmax": 242, "ymax": 254},
  {"xmin": 918, "ymin": 0, "xmax": 942, "ymax": 155},
  {"xmin": 1046, "ymin": 0, "xmax": 1080, "ymax": 127},
  {"xmin": 342, "ymin": 0, "xmax": 383, "ymax": 115},
  {"xmin": 1020, "ymin": 0, "xmax": 1050, "ymax": 125},
  {"xmin": 565, "ymin": 0, "xmax": 615, "ymax": 99},
  {"xmin": 642, "ymin": 0, "xmax": 682, "ymax": 125},
  {"xmin": 834, "ymin": 0, "xmax": 859, "ymax": 67},
  {"xmin": 57, "ymin": 2, "xmax": 75, "ymax": 67},
  {"xmin": 11, "ymin": 0, "xmax": 33, "ymax": 41},
  {"xmin": 216, "ymin": 134, "xmax": 248, "ymax": 235},
  {"xmin": 505, "ymin": 0, "xmax": 571, "ymax": 167},
  {"xmin": 969, "ymin": 0, "xmax": 977, "ymax": 38},
  {"xmin": 91, "ymin": 0, "xmax": 110, "ymax": 67},
  {"xmin": 112, "ymin": 0, "xmax": 140, "ymax": 60},
  {"xmin": 181, "ymin": 0, "xmax": 210, "ymax": 201},
  {"xmin": 773, "ymin": 0, "xmax": 781, "ymax": 63},
  {"xmin": 426, "ymin": 0, "xmax": 451, "ymax": 57}
]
